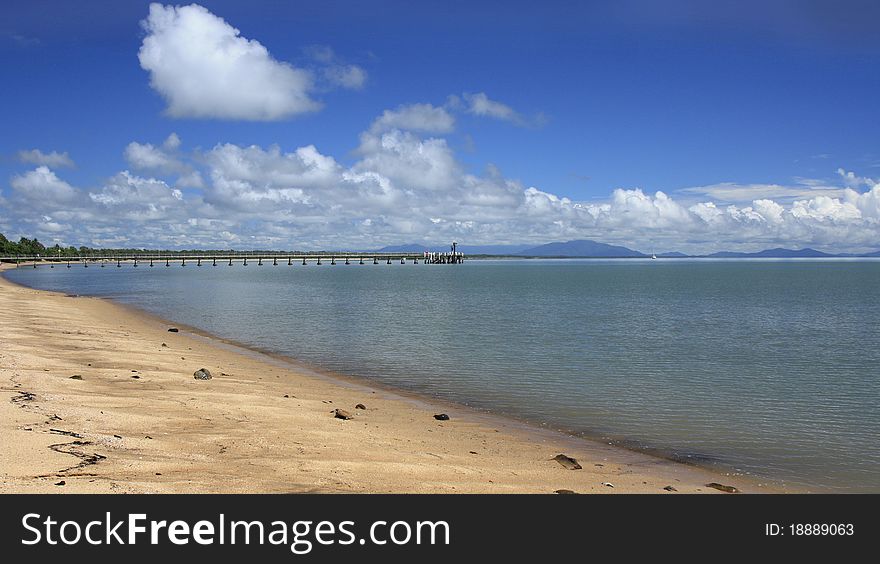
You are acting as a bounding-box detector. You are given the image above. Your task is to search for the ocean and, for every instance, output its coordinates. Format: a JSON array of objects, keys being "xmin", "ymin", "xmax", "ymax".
[{"xmin": 6, "ymin": 258, "xmax": 879, "ymax": 492}]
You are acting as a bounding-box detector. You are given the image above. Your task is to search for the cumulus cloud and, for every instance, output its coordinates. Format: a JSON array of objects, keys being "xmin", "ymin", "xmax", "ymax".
[
  {"xmin": 138, "ymin": 3, "xmax": 320, "ymax": 120},
  {"xmin": 3, "ymin": 104, "xmax": 879, "ymax": 253},
  {"xmin": 124, "ymin": 134, "xmax": 186, "ymax": 173},
  {"xmin": 369, "ymin": 103, "xmax": 455, "ymax": 134},
  {"xmin": 124, "ymin": 133, "xmax": 204, "ymax": 188},
  {"xmin": 17, "ymin": 149, "xmax": 75, "ymax": 168},
  {"xmin": 10, "ymin": 166, "xmax": 81, "ymax": 204}
]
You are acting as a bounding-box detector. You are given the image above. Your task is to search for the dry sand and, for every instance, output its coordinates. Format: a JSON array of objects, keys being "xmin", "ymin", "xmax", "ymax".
[{"xmin": 0, "ymin": 263, "xmax": 766, "ymax": 494}]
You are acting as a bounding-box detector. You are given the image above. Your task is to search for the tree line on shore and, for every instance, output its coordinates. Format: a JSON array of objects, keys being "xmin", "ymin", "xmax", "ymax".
[
  {"xmin": 0, "ymin": 232, "xmax": 349, "ymax": 258},
  {"xmin": 0, "ymin": 232, "xmax": 210, "ymax": 258}
]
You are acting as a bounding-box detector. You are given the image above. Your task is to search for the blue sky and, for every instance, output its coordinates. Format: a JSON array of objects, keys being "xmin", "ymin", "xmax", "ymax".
[{"xmin": 1, "ymin": 0, "xmax": 879, "ymax": 252}]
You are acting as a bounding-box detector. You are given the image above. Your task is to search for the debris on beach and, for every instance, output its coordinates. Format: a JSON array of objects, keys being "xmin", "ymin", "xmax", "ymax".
[
  {"xmin": 49, "ymin": 428, "xmax": 83, "ymax": 438},
  {"xmin": 167, "ymin": 327, "xmax": 179, "ymax": 333},
  {"xmin": 193, "ymin": 368, "xmax": 213, "ymax": 380},
  {"xmin": 131, "ymin": 375, "xmax": 140, "ymax": 379},
  {"xmin": 161, "ymin": 343, "xmax": 168, "ymax": 347},
  {"xmin": 355, "ymin": 403, "xmax": 366, "ymax": 410},
  {"xmin": 554, "ymin": 489, "xmax": 577, "ymax": 494},
  {"xmin": 705, "ymin": 482, "xmax": 739, "ymax": 493},
  {"xmin": 55, "ymin": 480, "xmax": 66, "ymax": 486},
  {"xmin": 334, "ymin": 409, "xmax": 354, "ymax": 420},
  {"xmin": 663, "ymin": 485, "xmax": 678, "ymax": 492},
  {"xmin": 601, "ymin": 482, "xmax": 615, "ymax": 488},
  {"xmin": 434, "ymin": 413, "xmax": 450, "ymax": 421},
  {"xmin": 69, "ymin": 375, "xmax": 82, "ymax": 380},
  {"xmin": 553, "ymin": 454, "xmax": 582, "ymax": 470}
]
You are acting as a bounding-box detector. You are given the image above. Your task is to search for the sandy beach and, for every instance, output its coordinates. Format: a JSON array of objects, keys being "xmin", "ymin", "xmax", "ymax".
[{"xmin": 0, "ymin": 263, "xmax": 763, "ymax": 494}]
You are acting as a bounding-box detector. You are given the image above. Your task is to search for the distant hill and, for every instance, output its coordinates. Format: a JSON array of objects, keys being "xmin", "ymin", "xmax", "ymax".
[
  {"xmin": 705, "ymin": 247, "xmax": 834, "ymax": 258},
  {"xmin": 516, "ymin": 239, "xmax": 646, "ymax": 257},
  {"xmin": 658, "ymin": 251, "xmax": 690, "ymax": 258},
  {"xmin": 374, "ymin": 242, "xmax": 880, "ymax": 258}
]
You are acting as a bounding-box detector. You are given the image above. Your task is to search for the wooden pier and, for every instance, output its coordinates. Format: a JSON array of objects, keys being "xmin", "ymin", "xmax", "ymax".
[{"xmin": 0, "ymin": 251, "xmax": 464, "ymax": 268}]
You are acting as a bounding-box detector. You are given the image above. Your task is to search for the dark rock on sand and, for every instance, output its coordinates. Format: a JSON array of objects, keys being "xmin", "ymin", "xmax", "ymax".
[
  {"xmin": 69, "ymin": 375, "xmax": 82, "ymax": 380},
  {"xmin": 554, "ymin": 489, "xmax": 577, "ymax": 494},
  {"xmin": 161, "ymin": 343, "xmax": 168, "ymax": 347},
  {"xmin": 193, "ymin": 368, "xmax": 213, "ymax": 380},
  {"xmin": 553, "ymin": 454, "xmax": 582, "ymax": 470},
  {"xmin": 334, "ymin": 409, "xmax": 354, "ymax": 420},
  {"xmin": 355, "ymin": 403, "xmax": 366, "ymax": 410},
  {"xmin": 131, "ymin": 375, "xmax": 140, "ymax": 379},
  {"xmin": 55, "ymin": 480, "xmax": 66, "ymax": 486},
  {"xmin": 167, "ymin": 328, "xmax": 179, "ymax": 333},
  {"xmin": 663, "ymin": 485, "xmax": 678, "ymax": 492},
  {"xmin": 434, "ymin": 413, "xmax": 450, "ymax": 421},
  {"xmin": 706, "ymin": 482, "xmax": 739, "ymax": 493}
]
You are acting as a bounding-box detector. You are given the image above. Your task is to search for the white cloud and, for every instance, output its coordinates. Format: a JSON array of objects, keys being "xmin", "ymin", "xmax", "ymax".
[
  {"xmin": 10, "ymin": 166, "xmax": 81, "ymax": 204},
  {"xmin": 3, "ymin": 103, "xmax": 879, "ymax": 253},
  {"xmin": 138, "ymin": 3, "xmax": 320, "ymax": 120},
  {"xmin": 17, "ymin": 149, "xmax": 75, "ymax": 168},
  {"xmin": 369, "ymin": 103, "xmax": 455, "ymax": 134},
  {"xmin": 447, "ymin": 92, "xmax": 541, "ymax": 127},
  {"xmin": 323, "ymin": 64, "xmax": 367, "ymax": 90},
  {"xmin": 462, "ymin": 92, "xmax": 518, "ymax": 121},
  {"xmin": 124, "ymin": 134, "xmax": 185, "ymax": 173},
  {"xmin": 305, "ymin": 45, "xmax": 368, "ymax": 90},
  {"xmin": 680, "ymin": 181, "xmax": 847, "ymax": 203}
]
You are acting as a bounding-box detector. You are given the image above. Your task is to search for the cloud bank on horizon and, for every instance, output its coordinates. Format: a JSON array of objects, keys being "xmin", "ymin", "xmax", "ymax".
[{"xmin": 1, "ymin": 3, "xmax": 878, "ymax": 254}]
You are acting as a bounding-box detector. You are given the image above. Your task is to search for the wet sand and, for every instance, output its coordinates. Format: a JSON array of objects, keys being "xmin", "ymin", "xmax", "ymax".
[{"xmin": 0, "ymin": 263, "xmax": 767, "ymax": 493}]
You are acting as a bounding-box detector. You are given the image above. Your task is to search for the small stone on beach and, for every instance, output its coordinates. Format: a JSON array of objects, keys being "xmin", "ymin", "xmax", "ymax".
[
  {"xmin": 334, "ymin": 409, "xmax": 354, "ymax": 420},
  {"xmin": 434, "ymin": 413, "xmax": 450, "ymax": 421},
  {"xmin": 55, "ymin": 480, "xmax": 65, "ymax": 486},
  {"xmin": 355, "ymin": 403, "xmax": 366, "ymax": 410},
  {"xmin": 663, "ymin": 485, "xmax": 678, "ymax": 492},
  {"xmin": 167, "ymin": 328, "xmax": 179, "ymax": 333},
  {"xmin": 161, "ymin": 343, "xmax": 167, "ymax": 347},
  {"xmin": 601, "ymin": 482, "xmax": 615, "ymax": 488},
  {"xmin": 69, "ymin": 375, "xmax": 82, "ymax": 380},
  {"xmin": 554, "ymin": 489, "xmax": 577, "ymax": 494},
  {"xmin": 131, "ymin": 375, "xmax": 140, "ymax": 379},
  {"xmin": 553, "ymin": 454, "xmax": 582, "ymax": 470},
  {"xmin": 193, "ymin": 368, "xmax": 213, "ymax": 380}
]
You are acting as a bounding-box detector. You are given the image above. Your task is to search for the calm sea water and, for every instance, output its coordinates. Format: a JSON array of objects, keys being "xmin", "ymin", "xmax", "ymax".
[{"xmin": 6, "ymin": 259, "xmax": 880, "ymax": 491}]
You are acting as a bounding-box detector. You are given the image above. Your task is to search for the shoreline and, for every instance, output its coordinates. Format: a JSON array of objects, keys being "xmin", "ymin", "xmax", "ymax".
[{"xmin": 0, "ymin": 263, "xmax": 780, "ymax": 493}]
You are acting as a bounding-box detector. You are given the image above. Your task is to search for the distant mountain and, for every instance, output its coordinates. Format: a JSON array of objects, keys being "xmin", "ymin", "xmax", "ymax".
[
  {"xmin": 375, "ymin": 242, "xmax": 880, "ymax": 258},
  {"xmin": 658, "ymin": 251, "xmax": 690, "ymax": 258},
  {"xmin": 516, "ymin": 239, "xmax": 646, "ymax": 257},
  {"xmin": 705, "ymin": 247, "xmax": 834, "ymax": 258}
]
